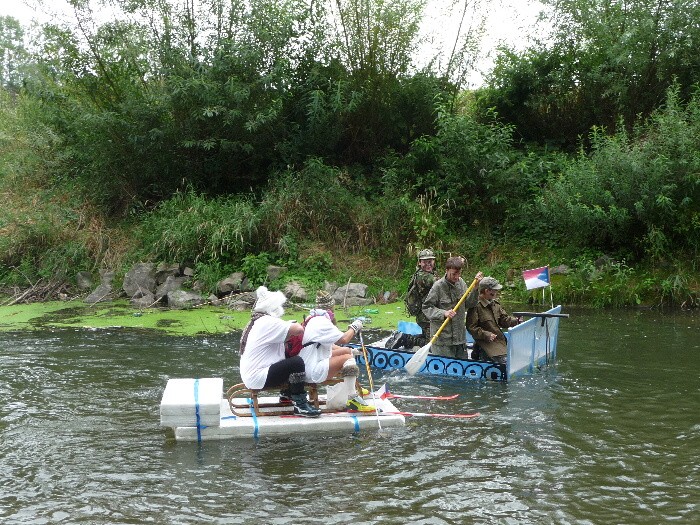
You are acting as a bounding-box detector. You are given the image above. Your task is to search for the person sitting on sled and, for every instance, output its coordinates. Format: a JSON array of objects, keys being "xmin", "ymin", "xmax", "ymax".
[
  {"xmin": 312, "ymin": 290, "xmax": 363, "ymax": 345},
  {"xmin": 239, "ymin": 286, "xmax": 321, "ymax": 418},
  {"xmin": 285, "ymin": 290, "xmax": 363, "ymax": 358},
  {"xmin": 299, "ymin": 314, "xmax": 376, "ymax": 412}
]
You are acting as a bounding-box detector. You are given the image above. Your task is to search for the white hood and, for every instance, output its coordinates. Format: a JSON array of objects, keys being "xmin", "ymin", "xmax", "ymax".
[{"xmin": 302, "ymin": 315, "xmax": 343, "ymax": 346}]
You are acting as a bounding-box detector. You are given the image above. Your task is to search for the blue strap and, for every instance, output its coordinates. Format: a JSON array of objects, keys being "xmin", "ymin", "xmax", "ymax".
[
  {"xmin": 246, "ymin": 397, "xmax": 260, "ymax": 438},
  {"xmin": 350, "ymin": 415, "xmax": 360, "ymax": 432},
  {"xmin": 194, "ymin": 378, "xmax": 202, "ymax": 443}
]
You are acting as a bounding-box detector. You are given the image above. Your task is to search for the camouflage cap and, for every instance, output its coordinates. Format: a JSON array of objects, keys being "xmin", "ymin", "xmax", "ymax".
[
  {"xmin": 479, "ymin": 276, "xmax": 503, "ymax": 291},
  {"xmin": 418, "ymin": 248, "xmax": 436, "ymax": 260}
]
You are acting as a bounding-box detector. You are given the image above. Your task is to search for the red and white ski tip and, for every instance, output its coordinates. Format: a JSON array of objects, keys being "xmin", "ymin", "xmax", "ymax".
[{"xmin": 376, "ymin": 383, "xmax": 459, "ymax": 401}]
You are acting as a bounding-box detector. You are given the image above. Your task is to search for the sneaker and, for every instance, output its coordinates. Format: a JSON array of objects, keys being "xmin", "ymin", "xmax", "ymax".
[
  {"xmin": 293, "ymin": 403, "xmax": 322, "ymax": 417},
  {"xmin": 347, "ymin": 396, "xmax": 380, "ymax": 413},
  {"xmin": 291, "ymin": 394, "xmax": 321, "ymax": 418},
  {"xmin": 279, "ymin": 394, "xmax": 293, "ymax": 405},
  {"xmin": 279, "ymin": 390, "xmax": 292, "ymax": 404},
  {"xmin": 385, "ymin": 331, "xmax": 404, "ymax": 349}
]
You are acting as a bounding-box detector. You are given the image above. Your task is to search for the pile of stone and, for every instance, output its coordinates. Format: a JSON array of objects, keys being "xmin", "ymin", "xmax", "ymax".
[{"xmin": 79, "ymin": 263, "xmax": 376, "ymax": 310}]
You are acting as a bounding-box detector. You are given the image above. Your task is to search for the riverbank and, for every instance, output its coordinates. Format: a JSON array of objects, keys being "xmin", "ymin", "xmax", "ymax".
[{"xmin": 0, "ymin": 299, "xmax": 413, "ymax": 335}]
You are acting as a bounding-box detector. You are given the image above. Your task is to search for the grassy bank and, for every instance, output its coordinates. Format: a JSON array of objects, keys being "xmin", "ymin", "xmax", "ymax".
[{"xmin": 0, "ymin": 299, "xmax": 414, "ymax": 336}]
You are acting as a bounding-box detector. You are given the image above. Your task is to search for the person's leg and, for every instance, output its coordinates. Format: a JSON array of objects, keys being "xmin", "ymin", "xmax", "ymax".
[
  {"xmin": 454, "ymin": 343, "xmax": 468, "ymax": 360},
  {"xmin": 431, "ymin": 343, "xmax": 451, "ymax": 357},
  {"xmin": 326, "ymin": 354, "xmax": 352, "ymax": 378},
  {"xmin": 265, "ymin": 356, "xmax": 320, "ymax": 417},
  {"xmin": 416, "ymin": 322, "xmax": 430, "ymax": 347}
]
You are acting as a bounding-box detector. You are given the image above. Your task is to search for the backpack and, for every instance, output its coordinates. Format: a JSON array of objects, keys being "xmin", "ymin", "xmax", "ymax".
[
  {"xmin": 285, "ymin": 309, "xmax": 336, "ymax": 358},
  {"xmin": 404, "ymin": 272, "xmax": 423, "ymax": 316}
]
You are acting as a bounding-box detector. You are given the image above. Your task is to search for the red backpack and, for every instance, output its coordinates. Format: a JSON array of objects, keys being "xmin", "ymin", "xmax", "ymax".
[{"xmin": 285, "ymin": 309, "xmax": 336, "ymax": 358}]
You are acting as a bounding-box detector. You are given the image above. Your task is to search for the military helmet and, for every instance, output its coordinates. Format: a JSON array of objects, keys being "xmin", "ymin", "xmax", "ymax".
[{"xmin": 418, "ymin": 249, "xmax": 436, "ymax": 260}]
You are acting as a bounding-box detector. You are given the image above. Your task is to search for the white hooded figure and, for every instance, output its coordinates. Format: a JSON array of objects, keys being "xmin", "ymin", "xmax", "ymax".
[
  {"xmin": 300, "ymin": 315, "xmax": 371, "ymax": 411},
  {"xmin": 252, "ymin": 286, "xmax": 286, "ymax": 318},
  {"xmin": 300, "ymin": 315, "xmax": 345, "ymax": 383}
]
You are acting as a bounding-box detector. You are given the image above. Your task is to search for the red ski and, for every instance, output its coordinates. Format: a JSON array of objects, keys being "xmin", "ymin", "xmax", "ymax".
[
  {"xmin": 382, "ymin": 411, "xmax": 479, "ymax": 419},
  {"xmin": 376, "ymin": 384, "xmax": 459, "ymax": 401}
]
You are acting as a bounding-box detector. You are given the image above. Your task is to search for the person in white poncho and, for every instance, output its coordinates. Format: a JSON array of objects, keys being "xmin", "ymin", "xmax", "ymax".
[
  {"xmin": 239, "ymin": 286, "xmax": 321, "ymax": 418},
  {"xmin": 300, "ymin": 314, "xmax": 375, "ymax": 412}
]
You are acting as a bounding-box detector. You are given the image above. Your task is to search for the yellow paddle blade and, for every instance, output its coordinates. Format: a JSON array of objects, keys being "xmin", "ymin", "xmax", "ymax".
[{"xmin": 404, "ymin": 342, "xmax": 431, "ymax": 376}]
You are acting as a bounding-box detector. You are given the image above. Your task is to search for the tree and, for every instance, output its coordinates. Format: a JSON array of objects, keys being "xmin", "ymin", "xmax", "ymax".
[
  {"xmin": 0, "ymin": 16, "xmax": 28, "ymax": 93},
  {"xmin": 478, "ymin": 0, "xmax": 700, "ymax": 148}
]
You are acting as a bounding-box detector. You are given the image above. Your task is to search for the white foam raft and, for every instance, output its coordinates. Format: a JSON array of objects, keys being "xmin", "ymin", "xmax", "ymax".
[{"xmin": 160, "ymin": 378, "xmax": 406, "ymax": 441}]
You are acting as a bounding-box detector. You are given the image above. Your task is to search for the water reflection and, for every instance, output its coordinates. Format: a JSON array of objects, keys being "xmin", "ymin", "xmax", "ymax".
[{"xmin": 1, "ymin": 308, "xmax": 698, "ymax": 524}]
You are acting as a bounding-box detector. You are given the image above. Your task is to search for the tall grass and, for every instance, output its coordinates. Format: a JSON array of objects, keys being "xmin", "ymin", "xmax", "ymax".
[{"xmin": 138, "ymin": 189, "xmax": 260, "ymax": 265}]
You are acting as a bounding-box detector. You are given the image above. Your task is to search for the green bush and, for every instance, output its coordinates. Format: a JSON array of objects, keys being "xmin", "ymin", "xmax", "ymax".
[
  {"xmin": 536, "ymin": 85, "xmax": 700, "ymax": 261},
  {"xmin": 138, "ymin": 189, "xmax": 261, "ymax": 265}
]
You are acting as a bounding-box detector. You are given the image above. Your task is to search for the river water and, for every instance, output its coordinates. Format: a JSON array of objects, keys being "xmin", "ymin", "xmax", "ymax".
[{"xmin": 0, "ymin": 307, "xmax": 698, "ymax": 524}]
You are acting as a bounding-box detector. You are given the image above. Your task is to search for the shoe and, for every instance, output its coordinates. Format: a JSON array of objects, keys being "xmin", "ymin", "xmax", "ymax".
[
  {"xmin": 279, "ymin": 394, "xmax": 293, "ymax": 405},
  {"xmin": 291, "ymin": 393, "xmax": 321, "ymax": 418},
  {"xmin": 346, "ymin": 396, "xmax": 380, "ymax": 413},
  {"xmin": 360, "ymin": 387, "xmax": 370, "ymax": 396},
  {"xmin": 385, "ymin": 331, "xmax": 404, "ymax": 349}
]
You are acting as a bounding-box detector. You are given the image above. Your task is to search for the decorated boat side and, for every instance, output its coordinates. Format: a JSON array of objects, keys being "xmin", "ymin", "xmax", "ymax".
[
  {"xmin": 507, "ymin": 305, "xmax": 565, "ymax": 379},
  {"xmin": 352, "ymin": 305, "xmax": 566, "ymax": 381}
]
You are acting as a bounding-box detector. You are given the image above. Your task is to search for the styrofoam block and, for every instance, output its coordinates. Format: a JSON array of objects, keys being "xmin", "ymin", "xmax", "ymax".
[
  {"xmin": 160, "ymin": 377, "xmax": 223, "ymax": 428},
  {"xmin": 173, "ymin": 398, "xmax": 406, "ymax": 441}
]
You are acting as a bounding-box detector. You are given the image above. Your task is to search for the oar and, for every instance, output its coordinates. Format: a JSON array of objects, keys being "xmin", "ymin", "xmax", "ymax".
[
  {"xmin": 358, "ymin": 331, "xmax": 382, "ymax": 430},
  {"xmin": 404, "ymin": 277, "xmax": 479, "ymax": 376}
]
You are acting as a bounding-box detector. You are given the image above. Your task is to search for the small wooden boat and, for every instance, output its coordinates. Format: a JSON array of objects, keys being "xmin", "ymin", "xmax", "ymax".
[{"xmin": 353, "ymin": 305, "xmax": 566, "ymax": 381}]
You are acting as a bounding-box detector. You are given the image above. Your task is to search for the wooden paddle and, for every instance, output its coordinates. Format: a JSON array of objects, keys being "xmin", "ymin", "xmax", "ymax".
[
  {"xmin": 358, "ymin": 331, "xmax": 382, "ymax": 430},
  {"xmin": 404, "ymin": 277, "xmax": 479, "ymax": 376}
]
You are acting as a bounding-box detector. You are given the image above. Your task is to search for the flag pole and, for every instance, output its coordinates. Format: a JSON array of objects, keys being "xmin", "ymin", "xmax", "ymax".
[{"xmin": 549, "ymin": 284, "xmax": 554, "ymax": 308}]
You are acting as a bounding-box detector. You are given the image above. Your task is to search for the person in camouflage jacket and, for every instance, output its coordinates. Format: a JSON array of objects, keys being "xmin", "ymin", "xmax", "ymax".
[
  {"xmin": 406, "ymin": 249, "xmax": 437, "ymax": 346},
  {"xmin": 422, "ymin": 256, "xmax": 483, "ymax": 358},
  {"xmin": 466, "ymin": 276, "xmax": 522, "ymax": 364}
]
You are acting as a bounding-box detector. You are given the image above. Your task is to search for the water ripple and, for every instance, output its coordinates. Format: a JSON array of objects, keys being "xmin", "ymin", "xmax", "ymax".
[{"xmin": 1, "ymin": 313, "xmax": 699, "ymax": 524}]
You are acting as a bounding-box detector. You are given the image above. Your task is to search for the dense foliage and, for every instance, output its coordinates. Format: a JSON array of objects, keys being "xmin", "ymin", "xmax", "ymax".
[
  {"xmin": 478, "ymin": 0, "xmax": 700, "ymax": 149},
  {"xmin": 1, "ymin": 1, "xmax": 699, "ymax": 307}
]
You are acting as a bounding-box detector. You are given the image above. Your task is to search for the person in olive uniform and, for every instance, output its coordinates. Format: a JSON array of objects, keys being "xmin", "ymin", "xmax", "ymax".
[
  {"xmin": 406, "ymin": 249, "xmax": 437, "ymax": 347},
  {"xmin": 466, "ymin": 276, "xmax": 522, "ymax": 364},
  {"xmin": 422, "ymin": 257, "xmax": 483, "ymax": 358}
]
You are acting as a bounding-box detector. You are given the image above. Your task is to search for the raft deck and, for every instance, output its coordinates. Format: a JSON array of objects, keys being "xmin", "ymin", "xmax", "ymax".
[{"xmin": 160, "ymin": 377, "xmax": 405, "ymax": 441}]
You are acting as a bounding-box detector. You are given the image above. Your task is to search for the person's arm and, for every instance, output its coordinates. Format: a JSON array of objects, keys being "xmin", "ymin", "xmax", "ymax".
[
  {"xmin": 466, "ymin": 305, "xmax": 495, "ymax": 342},
  {"xmin": 463, "ymin": 272, "xmax": 484, "ymax": 309},
  {"xmin": 334, "ymin": 319, "xmax": 363, "ymax": 345},
  {"xmin": 422, "ymin": 282, "xmax": 449, "ymax": 321},
  {"xmin": 496, "ymin": 304, "xmax": 521, "ymax": 329}
]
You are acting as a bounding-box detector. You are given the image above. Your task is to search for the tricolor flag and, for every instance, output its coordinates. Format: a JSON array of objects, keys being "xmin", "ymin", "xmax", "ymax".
[{"xmin": 522, "ymin": 266, "xmax": 550, "ymax": 290}]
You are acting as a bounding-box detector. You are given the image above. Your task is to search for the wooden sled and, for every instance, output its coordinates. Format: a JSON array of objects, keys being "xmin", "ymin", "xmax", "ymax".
[{"xmin": 226, "ymin": 378, "xmax": 356, "ymax": 417}]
